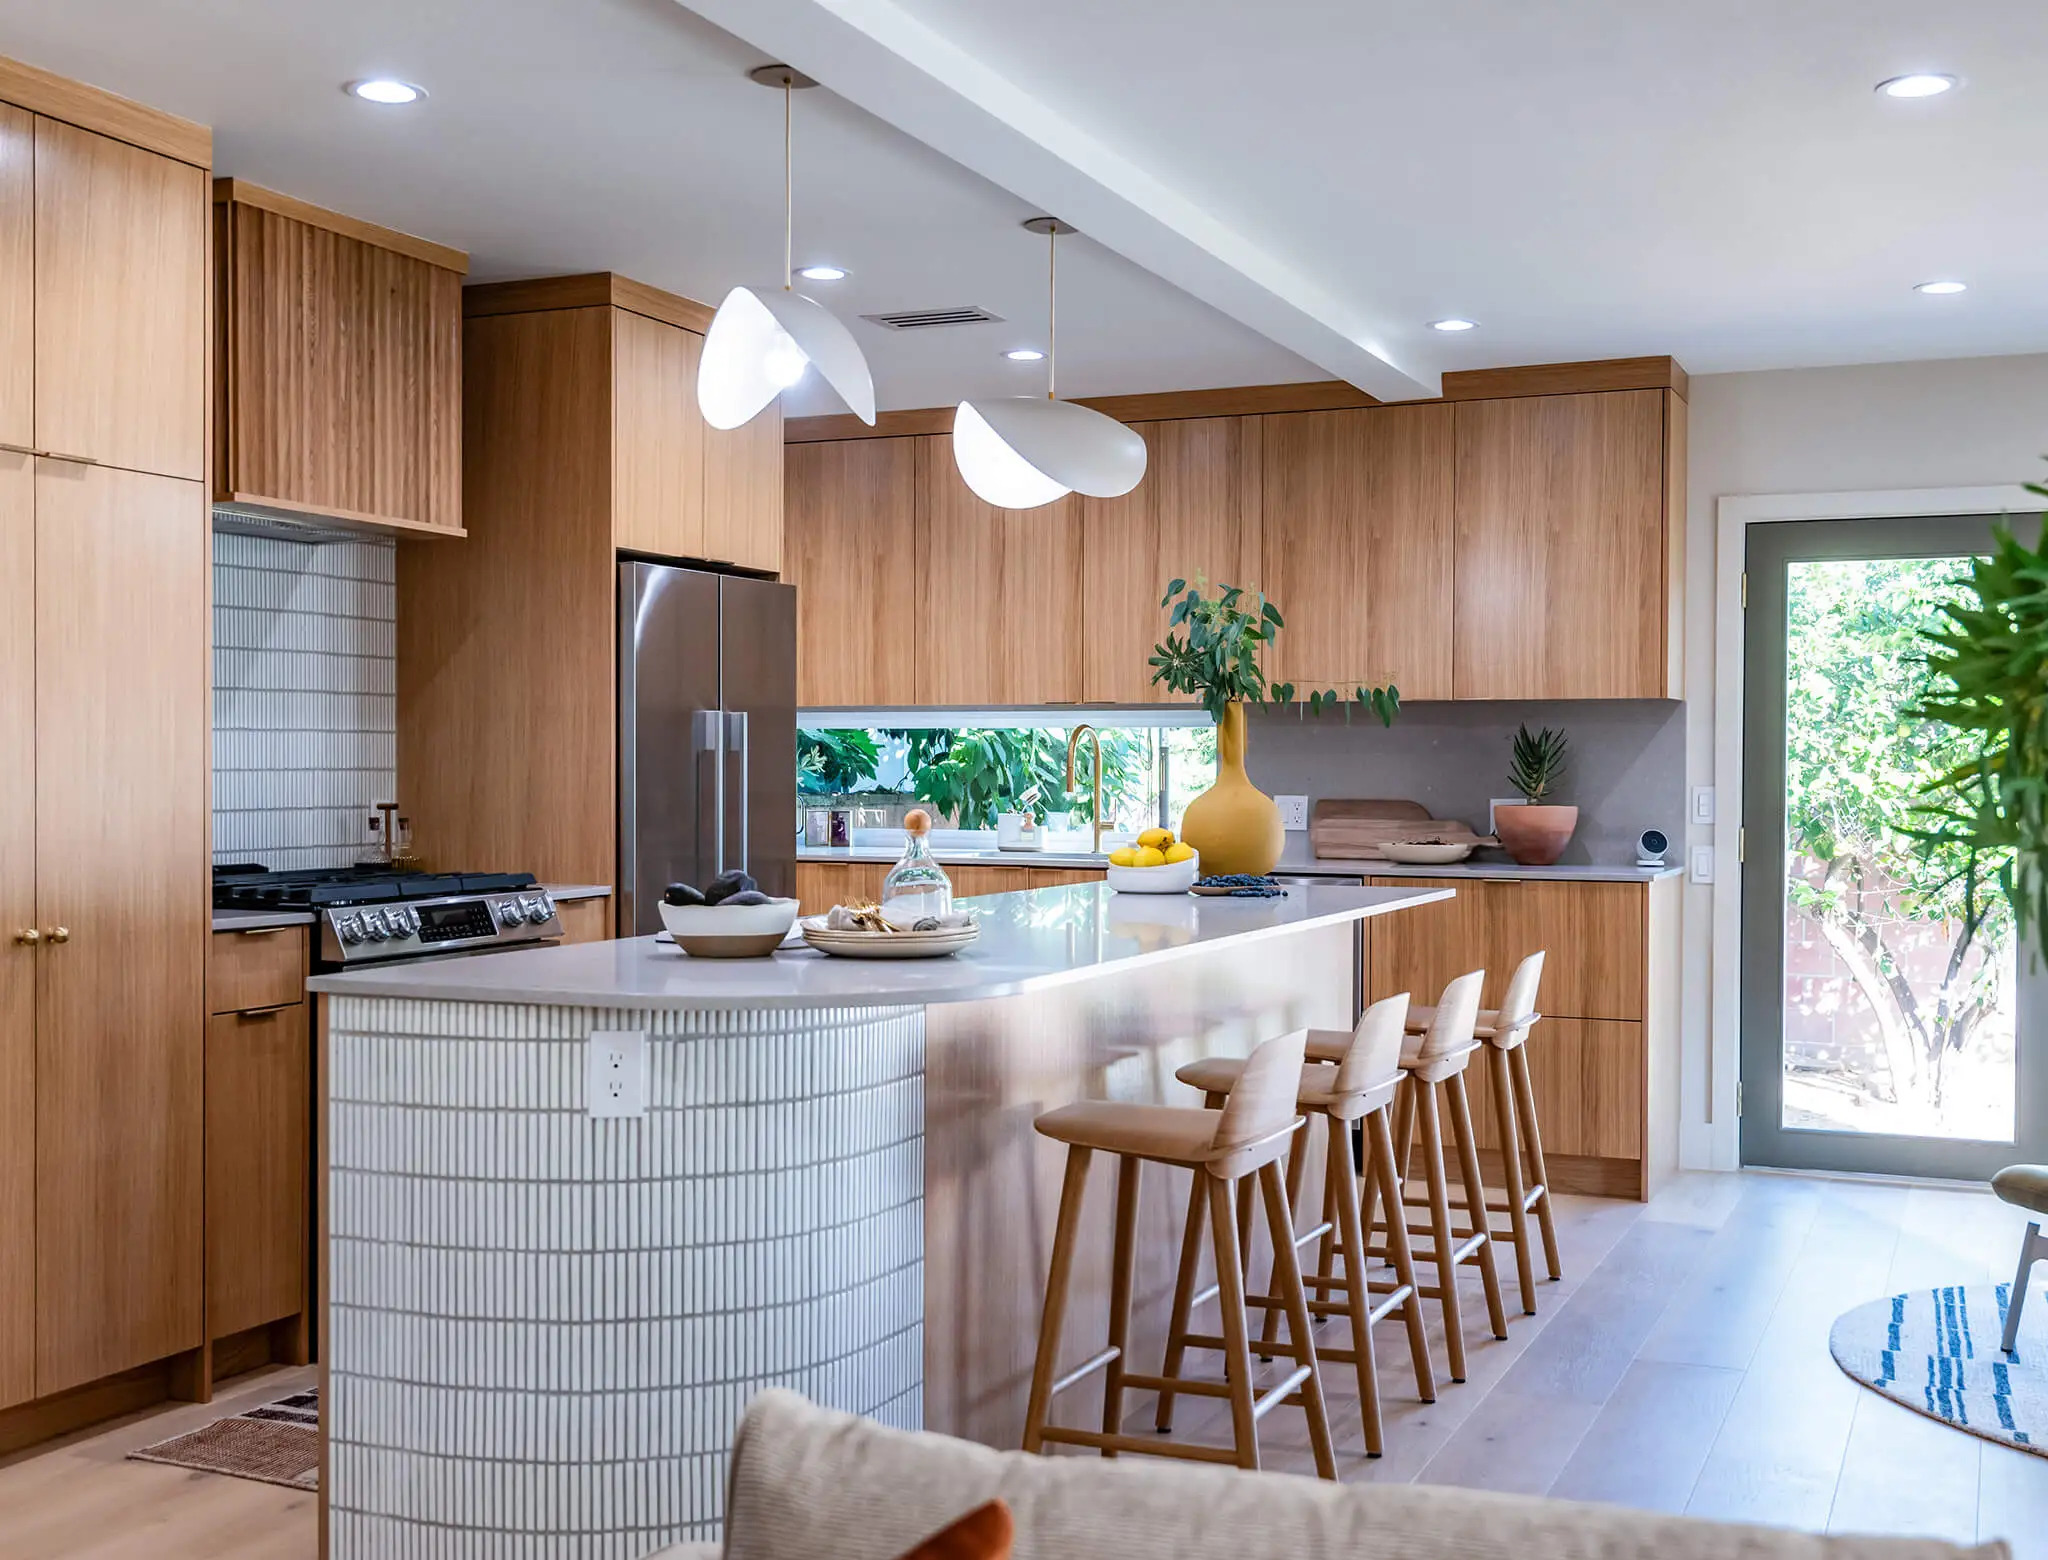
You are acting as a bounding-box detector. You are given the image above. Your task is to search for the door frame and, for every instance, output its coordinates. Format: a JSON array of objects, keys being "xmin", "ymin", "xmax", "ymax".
[{"xmin": 1704, "ymin": 484, "xmax": 2041, "ymax": 1173}]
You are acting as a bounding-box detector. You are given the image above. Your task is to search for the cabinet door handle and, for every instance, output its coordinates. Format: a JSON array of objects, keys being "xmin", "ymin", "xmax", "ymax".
[
  {"xmin": 12, "ymin": 928, "xmax": 39, "ymax": 946},
  {"xmin": 0, "ymin": 442, "xmax": 35, "ymax": 458},
  {"xmin": 38, "ymin": 451, "xmax": 98, "ymax": 467},
  {"xmin": 43, "ymin": 926, "xmax": 70, "ymax": 943},
  {"xmin": 233, "ymin": 1000, "xmax": 301, "ymax": 1018},
  {"xmin": 234, "ymin": 926, "xmax": 295, "ymax": 937}
]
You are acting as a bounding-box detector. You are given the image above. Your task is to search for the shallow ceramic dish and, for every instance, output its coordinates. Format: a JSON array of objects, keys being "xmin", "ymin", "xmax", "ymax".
[
  {"xmin": 1379, "ymin": 840, "xmax": 1475, "ymax": 865},
  {"xmin": 800, "ymin": 918, "xmax": 979, "ymax": 959},
  {"xmin": 1105, "ymin": 851, "xmax": 1199, "ymax": 895},
  {"xmin": 658, "ymin": 896, "xmax": 799, "ymax": 958}
]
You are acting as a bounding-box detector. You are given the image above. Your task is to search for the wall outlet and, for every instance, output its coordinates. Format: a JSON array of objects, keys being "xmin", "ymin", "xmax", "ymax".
[
  {"xmin": 1690, "ymin": 786, "xmax": 1716, "ymax": 826},
  {"xmin": 1690, "ymin": 845, "xmax": 1715, "ymax": 885},
  {"xmin": 1275, "ymin": 794, "xmax": 1309, "ymax": 831},
  {"xmin": 1487, "ymin": 797, "xmax": 1524, "ymax": 834},
  {"xmin": 588, "ymin": 1029, "xmax": 649, "ymax": 1118}
]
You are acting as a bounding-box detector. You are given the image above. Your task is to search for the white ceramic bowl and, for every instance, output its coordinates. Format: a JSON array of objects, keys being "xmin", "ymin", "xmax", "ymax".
[
  {"xmin": 1379, "ymin": 840, "xmax": 1475, "ymax": 865},
  {"xmin": 1105, "ymin": 851, "xmax": 1199, "ymax": 895},
  {"xmin": 658, "ymin": 896, "xmax": 799, "ymax": 957}
]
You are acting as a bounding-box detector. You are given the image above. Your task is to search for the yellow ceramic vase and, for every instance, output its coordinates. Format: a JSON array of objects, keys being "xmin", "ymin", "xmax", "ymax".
[{"xmin": 1179, "ymin": 700, "xmax": 1284, "ymax": 877}]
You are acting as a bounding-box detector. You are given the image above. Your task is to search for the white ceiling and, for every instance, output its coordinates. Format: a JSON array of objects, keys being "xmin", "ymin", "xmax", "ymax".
[{"xmin": 2, "ymin": 0, "xmax": 2044, "ymax": 412}]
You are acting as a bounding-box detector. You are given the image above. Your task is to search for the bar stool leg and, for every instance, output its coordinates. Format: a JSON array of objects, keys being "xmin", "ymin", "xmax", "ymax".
[
  {"xmin": 1152, "ymin": 1168, "xmax": 1208, "ymax": 1432},
  {"xmin": 1260, "ymin": 1115, "xmax": 1314, "ymax": 1354},
  {"xmin": 1487, "ymin": 1044, "xmax": 1538, "ymax": 1315},
  {"xmin": 1101, "ymin": 1156, "xmax": 1143, "ymax": 1450},
  {"xmin": 1510, "ymin": 1044, "xmax": 1563, "ymax": 1281},
  {"xmin": 1327, "ymin": 1117, "xmax": 1384, "ymax": 1456},
  {"xmin": 1023, "ymin": 1145, "xmax": 1095, "ymax": 1453},
  {"xmin": 1446, "ymin": 1072, "xmax": 1509, "ymax": 1341},
  {"xmin": 1206, "ymin": 1172, "xmax": 1262, "ymax": 1470},
  {"xmin": 1414, "ymin": 1080, "xmax": 1468, "ymax": 1382},
  {"xmin": 1258, "ymin": 1158, "xmax": 1337, "ymax": 1479},
  {"xmin": 1368, "ymin": 1107, "xmax": 1436, "ymax": 1402}
]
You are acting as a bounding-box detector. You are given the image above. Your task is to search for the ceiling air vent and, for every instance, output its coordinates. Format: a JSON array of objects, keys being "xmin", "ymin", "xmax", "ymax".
[{"xmin": 861, "ymin": 305, "xmax": 1004, "ymax": 331}]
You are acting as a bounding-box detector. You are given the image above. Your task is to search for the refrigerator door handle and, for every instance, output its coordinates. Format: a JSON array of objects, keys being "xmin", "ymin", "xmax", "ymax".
[
  {"xmin": 693, "ymin": 708, "xmax": 725, "ymax": 874},
  {"xmin": 726, "ymin": 710, "xmax": 750, "ymax": 875}
]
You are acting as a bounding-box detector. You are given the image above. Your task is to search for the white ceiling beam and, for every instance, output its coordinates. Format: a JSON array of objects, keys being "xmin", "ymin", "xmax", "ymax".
[{"xmin": 675, "ymin": 0, "xmax": 1441, "ymax": 400}]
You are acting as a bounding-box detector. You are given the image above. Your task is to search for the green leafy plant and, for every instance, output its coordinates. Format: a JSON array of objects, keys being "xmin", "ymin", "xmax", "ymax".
[
  {"xmin": 1147, "ymin": 577, "xmax": 1399, "ymax": 725},
  {"xmin": 796, "ymin": 729, "xmax": 882, "ymax": 795},
  {"xmin": 887, "ymin": 727, "xmax": 1145, "ymax": 830},
  {"xmin": 1508, "ymin": 724, "xmax": 1570, "ymax": 802}
]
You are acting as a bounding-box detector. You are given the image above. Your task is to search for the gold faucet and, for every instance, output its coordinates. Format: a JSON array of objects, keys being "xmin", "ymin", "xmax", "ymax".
[{"xmin": 1065, "ymin": 724, "xmax": 1106, "ymax": 855}]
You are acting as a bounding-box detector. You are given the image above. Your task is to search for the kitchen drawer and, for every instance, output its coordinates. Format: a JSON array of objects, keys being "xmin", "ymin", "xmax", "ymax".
[
  {"xmin": 209, "ymin": 926, "xmax": 309, "ymax": 1014},
  {"xmin": 1460, "ymin": 1017, "xmax": 1644, "ymax": 1166},
  {"xmin": 1027, "ymin": 868, "xmax": 1105, "ymax": 888},
  {"xmin": 554, "ymin": 896, "xmax": 611, "ymax": 945},
  {"xmin": 794, "ymin": 861, "xmax": 887, "ymax": 915},
  {"xmin": 1367, "ymin": 876, "xmax": 1644, "ymax": 1020},
  {"xmin": 205, "ymin": 1005, "xmax": 308, "ymax": 1338}
]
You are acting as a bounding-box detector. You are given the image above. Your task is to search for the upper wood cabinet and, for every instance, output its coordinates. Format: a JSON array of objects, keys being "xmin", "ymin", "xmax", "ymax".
[
  {"xmin": 0, "ymin": 452, "xmax": 32, "ymax": 1410},
  {"xmin": 1079, "ymin": 416, "xmax": 1262, "ymax": 704},
  {"xmin": 613, "ymin": 308, "xmax": 706, "ymax": 560},
  {"xmin": 0, "ymin": 105, "xmax": 30, "ymax": 453},
  {"xmin": 34, "ymin": 117, "xmax": 206, "ymax": 480},
  {"xmin": 1261, "ymin": 404, "xmax": 1456, "ymax": 699},
  {"xmin": 1453, "ymin": 389, "xmax": 1683, "ymax": 699},
  {"xmin": 705, "ymin": 400, "xmax": 785, "ymax": 575},
  {"xmin": 916, "ymin": 434, "xmax": 1084, "ymax": 705},
  {"xmin": 215, "ymin": 181, "xmax": 465, "ymax": 535},
  {"xmin": 787, "ymin": 436, "xmax": 922, "ymax": 706}
]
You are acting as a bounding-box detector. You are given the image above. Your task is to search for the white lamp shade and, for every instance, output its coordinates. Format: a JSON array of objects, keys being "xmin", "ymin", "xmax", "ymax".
[
  {"xmin": 697, "ymin": 285, "xmax": 877, "ymax": 430},
  {"xmin": 951, "ymin": 396, "xmax": 1147, "ymax": 509}
]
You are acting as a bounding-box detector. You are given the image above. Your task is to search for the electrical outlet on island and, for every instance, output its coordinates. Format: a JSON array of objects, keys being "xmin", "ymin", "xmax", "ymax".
[
  {"xmin": 1275, "ymin": 794, "xmax": 1309, "ymax": 831},
  {"xmin": 588, "ymin": 1030, "xmax": 649, "ymax": 1118}
]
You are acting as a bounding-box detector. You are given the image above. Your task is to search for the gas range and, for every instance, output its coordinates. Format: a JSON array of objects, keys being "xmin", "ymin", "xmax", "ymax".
[{"xmin": 214, "ymin": 866, "xmax": 564, "ymax": 966}]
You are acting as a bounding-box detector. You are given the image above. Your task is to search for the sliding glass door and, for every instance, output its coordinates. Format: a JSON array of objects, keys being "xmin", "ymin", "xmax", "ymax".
[{"xmin": 1740, "ymin": 513, "xmax": 2048, "ymax": 1178}]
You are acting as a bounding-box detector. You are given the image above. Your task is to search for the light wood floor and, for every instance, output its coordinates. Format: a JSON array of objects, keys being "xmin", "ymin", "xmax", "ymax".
[{"xmin": 0, "ymin": 1171, "xmax": 2040, "ymax": 1558}]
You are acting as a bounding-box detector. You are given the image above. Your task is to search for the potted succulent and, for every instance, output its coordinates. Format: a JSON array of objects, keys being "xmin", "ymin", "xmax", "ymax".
[
  {"xmin": 1148, "ymin": 578, "xmax": 1398, "ymax": 876},
  {"xmin": 1495, "ymin": 724, "xmax": 1578, "ymax": 865}
]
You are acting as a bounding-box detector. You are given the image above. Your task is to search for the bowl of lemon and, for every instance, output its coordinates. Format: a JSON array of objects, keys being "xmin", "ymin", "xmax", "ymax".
[{"xmin": 1105, "ymin": 828, "xmax": 1199, "ymax": 894}]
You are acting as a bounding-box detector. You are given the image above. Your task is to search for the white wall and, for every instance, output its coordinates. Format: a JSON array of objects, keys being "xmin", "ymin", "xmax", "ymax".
[{"xmin": 1679, "ymin": 352, "xmax": 2048, "ymax": 1167}]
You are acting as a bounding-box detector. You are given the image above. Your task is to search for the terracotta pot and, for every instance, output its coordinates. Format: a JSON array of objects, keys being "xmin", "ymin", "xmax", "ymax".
[
  {"xmin": 1494, "ymin": 803, "xmax": 1578, "ymax": 866},
  {"xmin": 1179, "ymin": 700, "xmax": 1285, "ymax": 877}
]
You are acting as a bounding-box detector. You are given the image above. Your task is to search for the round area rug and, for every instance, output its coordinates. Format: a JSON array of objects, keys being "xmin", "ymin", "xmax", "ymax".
[{"xmin": 1829, "ymin": 1284, "xmax": 2044, "ymax": 1457}]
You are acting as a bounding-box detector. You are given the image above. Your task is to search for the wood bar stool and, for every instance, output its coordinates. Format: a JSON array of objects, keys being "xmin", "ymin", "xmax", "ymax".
[
  {"xmin": 1320, "ymin": 970, "xmax": 1505, "ymax": 1383},
  {"xmin": 1163, "ymin": 995, "xmax": 1434, "ymax": 1458},
  {"xmin": 1021, "ymin": 1030, "xmax": 1336, "ymax": 1477},
  {"xmin": 1393, "ymin": 951, "xmax": 1559, "ymax": 1313}
]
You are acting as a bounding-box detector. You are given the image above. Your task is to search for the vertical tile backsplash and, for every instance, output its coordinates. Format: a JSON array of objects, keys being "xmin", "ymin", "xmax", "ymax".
[{"xmin": 213, "ymin": 527, "xmax": 396, "ymax": 870}]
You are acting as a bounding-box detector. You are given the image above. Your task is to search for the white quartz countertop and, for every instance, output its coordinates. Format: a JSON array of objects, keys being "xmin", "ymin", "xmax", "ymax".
[{"xmin": 306, "ymin": 881, "xmax": 1451, "ymax": 1010}]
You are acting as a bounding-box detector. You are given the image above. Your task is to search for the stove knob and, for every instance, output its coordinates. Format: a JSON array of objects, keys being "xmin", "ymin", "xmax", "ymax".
[
  {"xmin": 523, "ymin": 893, "xmax": 553, "ymax": 925},
  {"xmin": 495, "ymin": 899, "xmax": 523, "ymax": 928},
  {"xmin": 363, "ymin": 909, "xmax": 391, "ymax": 941},
  {"xmin": 391, "ymin": 906, "xmax": 418, "ymax": 937},
  {"xmin": 335, "ymin": 913, "xmax": 364, "ymax": 946}
]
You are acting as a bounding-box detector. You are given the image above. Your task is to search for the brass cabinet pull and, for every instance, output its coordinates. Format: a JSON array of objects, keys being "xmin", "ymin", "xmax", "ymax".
[
  {"xmin": 37, "ymin": 451, "xmax": 97, "ymax": 467},
  {"xmin": 44, "ymin": 926, "xmax": 69, "ymax": 944},
  {"xmin": 12, "ymin": 928, "xmax": 39, "ymax": 946},
  {"xmin": 0, "ymin": 442, "xmax": 35, "ymax": 458}
]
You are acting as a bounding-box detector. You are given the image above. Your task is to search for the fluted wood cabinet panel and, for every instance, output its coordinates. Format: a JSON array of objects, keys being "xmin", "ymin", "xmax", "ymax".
[
  {"xmin": 612, "ymin": 309, "xmax": 705, "ymax": 560},
  {"xmin": 0, "ymin": 454, "xmax": 32, "ymax": 1410},
  {"xmin": 1080, "ymin": 416, "xmax": 1262, "ymax": 703},
  {"xmin": 206, "ymin": 1005, "xmax": 308, "ymax": 1339},
  {"xmin": 787, "ymin": 437, "xmax": 921, "ymax": 705},
  {"xmin": 916, "ymin": 435, "xmax": 1083, "ymax": 705},
  {"xmin": 216, "ymin": 197, "xmax": 462, "ymax": 532},
  {"xmin": 1260, "ymin": 404, "xmax": 1455, "ymax": 699},
  {"xmin": 704, "ymin": 396, "xmax": 784, "ymax": 575},
  {"xmin": 0, "ymin": 105, "xmax": 29, "ymax": 452},
  {"xmin": 33, "ymin": 117, "xmax": 205, "ymax": 480},
  {"xmin": 34, "ymin": 462, "xmax": 206, "ymax": 1393},
  {"xmin": 1453, "ymin": 389, "xmax": 1673, "ymax": 699}
]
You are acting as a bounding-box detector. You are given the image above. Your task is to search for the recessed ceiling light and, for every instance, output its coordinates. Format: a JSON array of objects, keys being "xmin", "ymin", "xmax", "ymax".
[
  {"xmin": 797, "ymin": 265, "xmax": 847, "ymax": 282},
  {"xmin": 1876, "ymin": 73, "xmax": 1957, "ymax": 99},
  {"xmin": 347, "ymin": 78, "xmax": 425, "ymax": 105},
  {"xmin": 1430, "ymin": 318, "xmax": 1477, "ymax": 332},
  {"xmin": 1914, "ymin": 280, "xmax": 1968, "ymax": 295},
  {"xmin": 1004, "ymin": 348, "xmax": 1046, "ymax": 361}
]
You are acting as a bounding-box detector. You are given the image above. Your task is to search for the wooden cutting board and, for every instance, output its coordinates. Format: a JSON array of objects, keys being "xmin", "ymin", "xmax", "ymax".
[{"xmin": 1309, "ymin": 798, "xmax": 1492, "ymax": 860}]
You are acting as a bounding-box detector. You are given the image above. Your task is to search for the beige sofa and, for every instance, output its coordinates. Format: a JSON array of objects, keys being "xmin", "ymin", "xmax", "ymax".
[{"xmin": 656, "ymin": 1390, "xmax": 2005, "ymax": 1560}]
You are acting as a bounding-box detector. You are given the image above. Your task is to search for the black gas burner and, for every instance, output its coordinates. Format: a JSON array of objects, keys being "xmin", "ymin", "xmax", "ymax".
[{"xmin": 213, "ymin": 864, "xmax": 539, "ymax": 911}]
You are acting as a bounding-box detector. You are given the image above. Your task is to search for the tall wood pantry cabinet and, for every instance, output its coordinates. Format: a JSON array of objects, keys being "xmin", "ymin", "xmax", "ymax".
[{"xmin": 0, "ymin": 62, "xmax": 211, "ymax": 1415}]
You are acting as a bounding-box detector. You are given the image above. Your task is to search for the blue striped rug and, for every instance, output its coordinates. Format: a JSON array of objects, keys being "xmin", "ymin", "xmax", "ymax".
[{"xmin": 1829, "ymin": 1285, "xmax": 2044, "ymax": 1458}]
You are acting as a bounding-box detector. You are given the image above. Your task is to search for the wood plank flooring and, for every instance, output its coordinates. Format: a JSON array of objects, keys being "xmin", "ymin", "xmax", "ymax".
[{"xmin": 0, "ymin": 1172, "xmax": 2038, "ymax": 1558}]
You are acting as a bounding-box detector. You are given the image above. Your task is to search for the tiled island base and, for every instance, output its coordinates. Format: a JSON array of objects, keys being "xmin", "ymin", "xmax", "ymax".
[{"xmin": 324, "ymin": 997, "xmax": 926, "ymax": 1558}]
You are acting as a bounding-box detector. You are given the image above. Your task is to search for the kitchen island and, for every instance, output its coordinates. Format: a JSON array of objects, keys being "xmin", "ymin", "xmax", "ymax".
[{"xmin": 308, "ymin": 881, "xmax": 1449, "ymax": 1557}]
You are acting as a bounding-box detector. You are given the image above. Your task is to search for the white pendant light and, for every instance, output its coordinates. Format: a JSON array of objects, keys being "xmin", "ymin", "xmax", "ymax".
[
  {"xmin": 697, "ymin": 66, "xmax": 875, "ymax": 430},
  {"xmin": 953, "ymin": 218, "xmax": 1146, "ymax": 509}
]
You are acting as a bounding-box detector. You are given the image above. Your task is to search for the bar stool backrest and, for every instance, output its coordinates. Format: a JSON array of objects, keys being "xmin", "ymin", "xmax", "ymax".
[
  {"xmin": 1332, "ymin": 992, "xmax": 1409, "ymax": 1098},
  {"xmin": 1208, "ymin": 1028, "xmax": 1309, "ymax": 1176},
  {"xmin": 1490, "ymin": 950, "xmax": 1546, "ymax": 1048},
  {"xmin": 1413, "ymin": 969, "xmax": 1486, "ymax": 1062}
]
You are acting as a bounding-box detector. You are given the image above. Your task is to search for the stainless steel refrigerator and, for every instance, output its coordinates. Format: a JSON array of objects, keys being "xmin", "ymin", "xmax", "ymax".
[{"xmin": 618, "ymin": 562, "xmax": 796, "ymax": 934}]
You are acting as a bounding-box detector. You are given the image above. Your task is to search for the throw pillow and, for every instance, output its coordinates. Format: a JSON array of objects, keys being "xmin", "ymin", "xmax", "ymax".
[{"xmin": 891, "ymin": 1498, "xmax": 1013, "ymax": 1560}]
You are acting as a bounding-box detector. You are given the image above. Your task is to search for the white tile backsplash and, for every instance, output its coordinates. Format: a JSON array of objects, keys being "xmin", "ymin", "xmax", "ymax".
[{"xmin": 213, "ymin": 527, "xmax": 397, "ymax": 870}]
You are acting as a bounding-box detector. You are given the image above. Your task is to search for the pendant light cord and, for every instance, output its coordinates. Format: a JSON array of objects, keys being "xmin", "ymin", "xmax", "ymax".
[
  {"xmin": 1047, "ymin": 224, "xmax": 1057, "ymax": 400},
  {"xmin": 783, "ymin": 76, "xmax": 793, "ymax": 290}
]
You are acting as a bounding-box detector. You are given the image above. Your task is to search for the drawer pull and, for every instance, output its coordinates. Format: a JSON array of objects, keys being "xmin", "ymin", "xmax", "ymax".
[
  {"xmin": 38, "ymin": 450, "xmax": 98, "ymax": 467},
  {"xmin": 233, "ymin": 926, "xmax": 296, "ymax": 936},
  {"xmin": 233, "ymin": 1000, "xmax": 302, "ymax": 1018}
]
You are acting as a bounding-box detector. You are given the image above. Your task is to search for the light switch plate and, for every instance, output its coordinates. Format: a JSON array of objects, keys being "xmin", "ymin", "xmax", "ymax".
[
  {"xmin": 588, "ymin": 1029, "xmax": 649, "ymax": 1118},
  {"xmin": 1690, "ymin": 786, "xmax": 1716, "ymax": 826},
  {"xmin": 1275, "ymin": 794, "xmax": 1309, "ymax": 831},
  {"xmin": 1690, "ymin": 846, "xmax": 1715, "ymax": 885}
]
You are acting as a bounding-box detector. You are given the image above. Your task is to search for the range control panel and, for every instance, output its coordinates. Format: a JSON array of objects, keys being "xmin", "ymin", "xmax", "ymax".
[{"xmin": 320, "ymin": 891, "xmax": 560, "ymax": 964}]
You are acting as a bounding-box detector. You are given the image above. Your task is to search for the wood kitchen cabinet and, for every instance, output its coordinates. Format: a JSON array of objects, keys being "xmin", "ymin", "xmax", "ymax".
[
  {"xmin": 787, "ymin": 436, "xmax": 922, "ymax": 705},
  {"xmin": 1366, "ymin": 873, "xmax": 1679, "ymax": 1199},
  {"xmin": 916, "ymin": 434, "xmax": 1085, "ymax": 704},
  {"xmin": 613, "ymin": 307, "xmax": 706, "ymax": 560},
  {"xmin": 794, "ymin": 859, "xmax": 1100, "ymax": 914},
  {"xmin": 705, "ymin": 395, "xmax": 784, "ymax": 575},
  {"xmin": 0, "ymin": 106, "xmax": 29, "ymax": 453},
  {"xmin": 1080, "ymin": 416, "xmax": 1262, "ymax": 703},
  {"xmin": 1452, "ymin": 389, "xmax": 1684, "ymax": 699},
  {"xmin": 214, "ymin": 180, "xmax": 466, "ymax": 535},
  {"xmin": 1261, "ymin": 403, "xmax": 1456, "ymax": 700},
  {"xmin": 0, "ymin": 453, "xmax": 32, "ymax": 1411}
]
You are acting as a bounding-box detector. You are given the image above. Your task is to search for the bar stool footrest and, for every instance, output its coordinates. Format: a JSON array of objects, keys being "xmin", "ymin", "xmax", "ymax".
[{"xmin": 1036, "ymin": 1425, "xmax": 1241, "ymax": 1464}]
